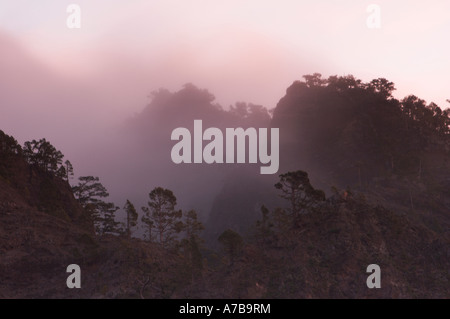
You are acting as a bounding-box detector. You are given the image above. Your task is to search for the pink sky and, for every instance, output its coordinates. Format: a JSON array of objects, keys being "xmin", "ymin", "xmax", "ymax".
[
  {"xmin": 1, "ymin": 0, "xmax": 449, "ymax": 142},
  {"xmin": 1, "ymin": 0, "xmax": 449, "ymax": 214}
]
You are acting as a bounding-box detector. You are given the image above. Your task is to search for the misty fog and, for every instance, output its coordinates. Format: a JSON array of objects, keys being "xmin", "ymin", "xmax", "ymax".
[
  {"xmin": 1, "ymin": 0, "xmax": 449, "ymax": 241},
  {"xmin": 0, "ymin": 30, "xmax": 288, "ymax": 240}
]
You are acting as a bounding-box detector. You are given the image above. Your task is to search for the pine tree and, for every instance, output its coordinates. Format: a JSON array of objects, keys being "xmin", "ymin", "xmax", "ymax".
[
  {"xmin": 182, "ymin": 210, "xmax": 204, "ymax": 279},
  {"xmin": 255, "ymin": 205, "xmax": 274, "ymax": 248},
  {"xmin": 124, "ymin": 199, "xmax": 138, "ymax": 238},
  {"xmin": 72, "ymin": 176, "xmax": 119, "ymax": 236},
  {"xmin": 64, "ymin": 160, "xmax": 74, "ymax": 182},
  {"xmin": 23, "ymin": 138, "xmax": 64, "ymax": 173},
  {"xmin": 97, "ymin": 202, "xmax": 121, "ymax": 236},
  {"xmin": 72, "ymin": 176, "xmax": 109, "ymax": 207},
  {"xmin": 218, "ymin": 229, "xmax": 243, "ymax": 265},
  {"xmin": 274, "ymin": 171, "xmax": 325, "ymax": 219},
  {"xmin": 141, "ymin": 187, "xmax": 183, "ymax": 248},
  {"xmin": 184, "ymin": 210, "xmax": 204, "ymax": 240},
  {"xmin": 0, "ymin": 130, "xmax": 22, "ymax": 158}
]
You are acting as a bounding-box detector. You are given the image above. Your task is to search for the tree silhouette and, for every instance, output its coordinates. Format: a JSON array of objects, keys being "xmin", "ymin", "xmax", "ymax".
[
  {"xmin": 97, "ymin": 201, "xmax": 121, "ymax": 236},
  {"xmin": 368, "ymin": 78, "xmax": 396, "ymax": 99},
  {"xmin": 23, "ymin": 138, "xmax": 64, "ymax": 173},
  {"xmin": 303, "ymin": 73, "xmax": 327, "ymax": 88},
  {"xmin": 275, "ymin": 171, "xmax": 325, "ymax": 219},
  {"xmin": 64, "ymin": 160, "xmax": 74, "ymax": 182},
  {"xmin": 124, "ymin": 199, "xmax": 138, "ymax": 238},
  {"xmin": 72, "ymin": 176, "xmax": 119, "ymax": 235},
  {"xmin": 255, "ymin": 205, "xmax": 275, "ymax": 248},
  {"xmin": 218, "ymin": 229, "xmax": 243, "ymax": 264},
  {"xmin": 0, "ymin": 131, "xmax": 22, "ymax": 179},
  {"xmin": 183, "ymin": 210, "xmax": 204, "ymax": 241},
  {"xmin": 72, "ymin": 176, "xmax": 109, "ymax": 206},
  {"xmin": 181, "ymin": 210, "xmax": 204, "ymax": 280},
  {"xmin": 0, "ymin": 130, "xmax": 22, "ymax": 158},
  {"xmin": 141, "ymin": 187, "xmax": 183, "ymax": 247}
]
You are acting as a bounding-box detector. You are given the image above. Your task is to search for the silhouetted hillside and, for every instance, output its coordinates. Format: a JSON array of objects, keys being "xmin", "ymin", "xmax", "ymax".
[
  {"xmin": 270, "ymin": 73, "xmax": 450, "ymax": 236},
  {"xmin": 206, "ymin": 75, "xmax": 449, "ymax": 239},
  {"xmin": 209, "ymin": 192, "xmax": 449, "ymax": 298},
  {"xmin": 1, "ymin": 74, "xmax": 449, "ymax": 298},
  {"xmin": 273, "ymin": 74, "xmax": 450, "ymax": 187},
  {"xmin": 0, "ymin": 130, "xmax": 200, "ymax": 298}
]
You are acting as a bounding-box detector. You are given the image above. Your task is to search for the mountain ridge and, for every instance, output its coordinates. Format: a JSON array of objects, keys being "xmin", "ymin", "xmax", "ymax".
[{"xmin": 1, "ymin": 74, "xmax": 449, "ymax": 298}]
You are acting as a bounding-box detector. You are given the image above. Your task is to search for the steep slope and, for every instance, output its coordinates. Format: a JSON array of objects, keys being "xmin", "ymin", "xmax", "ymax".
[
  {"xmin": 207, "ymin": 194, "xmax": 449, "ymax": 298},
  {"xmin": 0, "ymin": 131, "xmax": 95, "ymax": 297},
  {"xmin": 0, "ymin": 130, "xmax": 196, "ymax": 298}
]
